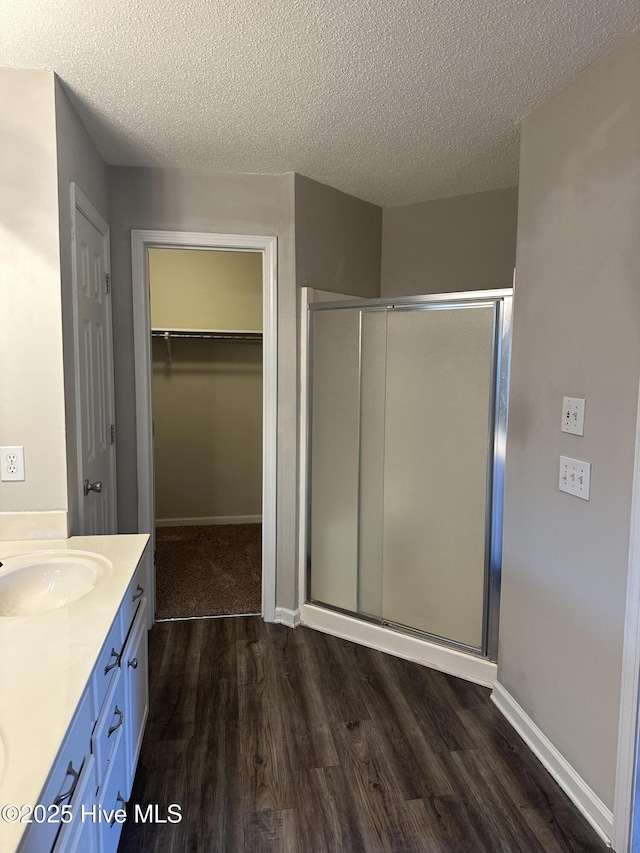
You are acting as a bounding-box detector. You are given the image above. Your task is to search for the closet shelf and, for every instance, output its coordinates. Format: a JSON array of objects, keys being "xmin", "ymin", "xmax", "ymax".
[
  {"xmin": 151, "ymin": 328, "xmax": 262, "ymax": 363},
  {"xmin": 151, "ymin": 328, "xmax": 262, "ymax": 342}
]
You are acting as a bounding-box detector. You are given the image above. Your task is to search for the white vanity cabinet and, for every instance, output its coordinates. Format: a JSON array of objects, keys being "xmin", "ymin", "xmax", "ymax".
[
  {"xmin": 51, "ymin": 756, "xmax": 98, "ymax": 853},
  {"xmin": 19, "ymin": 559, "xmax": 150, "ymax": 853},
  {"xmin": 94, "ymin": 723, "xmax": 127, "ymax": 853},
  {"xmin": 122, "ymin": 599, "xmax": 149, "ymax": 798},
  {"xmin": 94, "ymin": 598, "xmax": 149, "ymax": 853},
  {"xmin": 18, "ymin": 692, "xmax": 94, "ymax": 853}
]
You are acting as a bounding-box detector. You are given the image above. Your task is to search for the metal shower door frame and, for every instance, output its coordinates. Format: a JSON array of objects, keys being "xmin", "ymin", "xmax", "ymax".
[{"xmin": 305, "ymin": 289, "xmax": 512, "ymax": 661}]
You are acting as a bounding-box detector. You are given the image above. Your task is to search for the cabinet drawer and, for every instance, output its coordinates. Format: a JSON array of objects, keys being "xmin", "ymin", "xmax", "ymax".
[
  {"xmin": 92, "ymin": 668, "xmax": 126, "ymax": 789},
  {"xmin": 119, "ymin": 563, "xmax": 146, "ymax": 641},
  {"xmin": 55, "ymin": 805, "xmax": 99, "ymax": 853},
  {"xmin": 20, "ymin": 691, "xmax": 92, "ymax": 853},
  {"xmin": 52, "ymin": 755, "xmax": 98, "ymax": 853},
  {"xmin": 92, "ymin": 617, "xmax": 125, "ymax": 721},
  {"xmin": 96, "ymin": 728, "xmax": 127, "ymax": 853},
  {"xmin": 122, "ymin": 597, "xmax": 149, "ymax": 799}
]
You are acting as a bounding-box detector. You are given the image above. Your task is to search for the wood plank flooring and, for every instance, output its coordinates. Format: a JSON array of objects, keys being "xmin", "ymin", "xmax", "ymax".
[{"xmin": 117, "ymin": 617, "xmax": 609, "ymax": 852}]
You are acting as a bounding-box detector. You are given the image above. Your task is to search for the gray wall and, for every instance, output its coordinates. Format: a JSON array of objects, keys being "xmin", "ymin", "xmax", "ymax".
[
  {"xmin": 381, "ymin": 188, "xmax": 518, "ymax": 296},
  {"xmin": 499, "ymin": 29, "xmax": 640, "ymax": 808},
  {"xmin": 152, "ymin": 338, "xmax": 263, "ymax": 523},
  {"xmin": 294, "ymin": 173, "xmax": 382, "ymax": 298},
  {"xmin": 108, "ymin": 167, "xmax": 298, "ymax": 609},
  {"xmin": 0, "ymin": 68, "xmax": 69, "ymax": 538},
  {"xmin": 108, "ymin": 168, "xmax": 382, "ymax": 609},
  {"xmin": 55, "ymin": 77, "xmax": 110, "ymax": 534},
  {"xmin": 149, "ymin": 248, "xmax": 263, "ymax": 523}
]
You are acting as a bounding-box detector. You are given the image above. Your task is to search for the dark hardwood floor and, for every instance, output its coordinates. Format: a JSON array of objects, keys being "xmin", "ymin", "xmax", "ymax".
[{"xmin": 118, "ymin": 617, "xmax": 608, "ymax": 852}]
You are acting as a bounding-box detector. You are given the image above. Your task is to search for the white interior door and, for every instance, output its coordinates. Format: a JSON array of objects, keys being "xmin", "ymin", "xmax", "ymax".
[{"xmin": 73, "ymin": 193, "xmax": 117, "ymax": 534}]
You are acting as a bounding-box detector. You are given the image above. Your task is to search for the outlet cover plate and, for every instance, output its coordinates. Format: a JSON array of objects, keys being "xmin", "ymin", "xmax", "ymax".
[
  {"xmin": 0, "ymin": 446, "xmax": 25, "ymax": 481},
  {"xmin": 561, "ymin": 397, "xmax": 586, "ymax": 435},
  {"xmin": 559, "ymin": 455, "xmax": 590, "ymax": 500}
]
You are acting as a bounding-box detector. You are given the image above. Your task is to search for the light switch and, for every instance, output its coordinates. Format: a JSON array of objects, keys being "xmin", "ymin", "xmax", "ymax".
[
  {"xmin": 561, "ymin": 397, "xmax": 585, "ymax": 435},
  {"xmin": 559, "ymin": 455, "xmax": 590, "ymax": 500}
]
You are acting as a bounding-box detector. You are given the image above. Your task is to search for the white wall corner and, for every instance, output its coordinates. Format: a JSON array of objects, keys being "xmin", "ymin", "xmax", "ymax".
[
  {"xmin": 275, "ymin": 607, "xmax": 301, "ymax": 628},
  {"xmin": 491, "ymin": 682, "xmax": 613, "ymax": 846}
]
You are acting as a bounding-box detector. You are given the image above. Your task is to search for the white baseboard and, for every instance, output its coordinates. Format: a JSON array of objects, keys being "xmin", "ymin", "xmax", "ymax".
[
  {"xmin": 300, "ymin": 603, "xmax": 497, "ymax": 687},
  {"xmin": 275, "ymin": 607, "xmax": 301, "ymax": 628},
  {"xmin": 491, "ymin": 682, "xmax": 613, "ymax": 845},
  {"xmin": 155, "ymin": 515, "xmax": 262, "ymax": 527}
]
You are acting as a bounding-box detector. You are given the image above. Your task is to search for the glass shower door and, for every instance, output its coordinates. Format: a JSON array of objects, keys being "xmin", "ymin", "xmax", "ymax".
[
  {"xmin": 380, "ymin": 304, "xmax": 496, "ymax": 651},
  {"xmin": 307, "ymin": 293, "xmax": 508, "ymax": 657},
  {"xmin": 309, "ymin": 307, "xmax": 362, "ymax": 612}
]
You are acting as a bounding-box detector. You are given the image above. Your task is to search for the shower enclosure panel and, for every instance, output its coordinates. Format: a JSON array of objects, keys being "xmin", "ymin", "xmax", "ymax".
[
  {"xmin": 380, "ymin": 304, "xmax": 495, "ymax": 651},
  {"xmin": 309, "ymin": 307, "xmax": 362, "ymax": 612},
  {"xmin": 307, "ymin": 290, "xmax": 511, "ymax": 660}
]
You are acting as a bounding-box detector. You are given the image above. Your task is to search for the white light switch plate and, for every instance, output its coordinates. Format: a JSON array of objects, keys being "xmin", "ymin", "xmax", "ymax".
[
  {"xmin": 0, "ymin": 446, "xmax": 25, "ymax": 481},
  {"xmin": 561, "ymin": 397, "xmax": 585, "ymax": 435},
  {"xmin": 559, "ymin": 455, "xmax": 590, "ymax": 500}
]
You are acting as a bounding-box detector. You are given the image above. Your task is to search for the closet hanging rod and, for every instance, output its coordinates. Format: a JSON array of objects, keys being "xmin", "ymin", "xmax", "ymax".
[{"xmin": 151, "ymin": 328, "xmax": 262, "ymax": 342}]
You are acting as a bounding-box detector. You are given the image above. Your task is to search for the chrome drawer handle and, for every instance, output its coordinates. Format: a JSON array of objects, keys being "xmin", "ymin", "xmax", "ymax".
[
  {"xmin": 53, "ymin": 761, "xmax": 80, "ymax": 806},
  {"xmin": 108, "ymin": 705, "xmax": 124, "ymax": 737},
  {"xmin": 128, "ymin": 657, "xmax": 138, "ymax": 669},
  {"xmin": 104, "ymin": 647, "xmax": 122, "ymax": 674},
  {"xmin": 132, "ymin": 584, "xmax": 144, "ymax": 601},
  {"xmin": 110, "ymin": 792, "xmax": 126, "ymax": 825}
]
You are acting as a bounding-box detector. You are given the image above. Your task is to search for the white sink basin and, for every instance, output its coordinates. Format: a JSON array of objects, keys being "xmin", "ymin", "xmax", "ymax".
[{"xmin": 0, "ymin": 550, "xmax": 113, "ymax": 617}]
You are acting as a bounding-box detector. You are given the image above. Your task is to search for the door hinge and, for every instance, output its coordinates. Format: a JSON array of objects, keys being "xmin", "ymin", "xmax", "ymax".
[
  {"xmin": 109, "ymin": 424, "xmax": 116, "ymax": 444},
  {"xmin": 105, "ymin": 273, "xmax": 111, "ymax": 294}
]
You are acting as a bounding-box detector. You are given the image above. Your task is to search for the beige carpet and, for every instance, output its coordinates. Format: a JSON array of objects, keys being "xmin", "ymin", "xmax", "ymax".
[{"xmin": 155, "ymin": 524, "xmax": 262, "ymax": 619}]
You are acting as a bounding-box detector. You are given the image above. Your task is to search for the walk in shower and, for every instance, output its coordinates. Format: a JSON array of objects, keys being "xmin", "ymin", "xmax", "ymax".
[{"xmin": 304, "ymin": 289, "xmax": 512, "ymax": 661}]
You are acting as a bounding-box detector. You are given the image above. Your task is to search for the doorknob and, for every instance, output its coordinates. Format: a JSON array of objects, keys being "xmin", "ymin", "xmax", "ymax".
[{"xmin": 84, "ymin": 479, "xmax": 103, "ymax": 496}]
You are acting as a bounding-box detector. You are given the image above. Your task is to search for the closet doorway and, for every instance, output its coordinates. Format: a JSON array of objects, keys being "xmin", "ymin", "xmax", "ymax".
[
  {"xmin": 151, "ymin": 247, "xmax": 263, "ymax": 619},
  {"xmin": 131, "ymin": 231, "xmax": 277, "ymax": 624}
]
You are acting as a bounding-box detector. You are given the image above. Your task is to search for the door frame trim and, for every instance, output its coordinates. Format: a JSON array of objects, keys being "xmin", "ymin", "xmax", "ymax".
[
  {"xmin": 612, "ymin": 381, "xmax": 640, "ymax": 851},
  {"xmin": 70, "ymin": 183, "xmax": 117, "ymax": 534},
  {"xmin": 131, "ymin": 230, "xmax": 277, "ymax": 623}
]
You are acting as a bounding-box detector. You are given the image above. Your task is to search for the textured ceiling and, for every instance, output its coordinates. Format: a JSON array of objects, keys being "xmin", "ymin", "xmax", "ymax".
[{"xmin": 1, "ymin": 1, "xmax": 639, "ymax": 206}]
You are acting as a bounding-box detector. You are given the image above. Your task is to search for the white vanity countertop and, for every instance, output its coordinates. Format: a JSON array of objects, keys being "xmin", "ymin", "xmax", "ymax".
[{"xmin": 0, "ymin": 534, "xmax": 149, "ymax": 853}]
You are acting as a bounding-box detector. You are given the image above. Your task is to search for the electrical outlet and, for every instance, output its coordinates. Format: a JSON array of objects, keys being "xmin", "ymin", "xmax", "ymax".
[
  {"xmin": 561, "ymin": 397, "xmax": 585, "ymax": 435},
  {"xmin": 559, "ymin": 455, "xmax": 590, "ymax": 500},
  {"xmin": 0, "ymin": 446, "xmax": 25, "ymax": 481}
]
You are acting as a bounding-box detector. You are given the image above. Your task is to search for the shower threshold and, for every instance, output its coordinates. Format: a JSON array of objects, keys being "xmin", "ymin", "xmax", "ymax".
[
  {"xmin": 380, "ymin": 618, "xmax": 487, "ymax": 658},
  {"xmin": 301, "ymin": 601, "xmax": 497, "ymax": 687}
]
